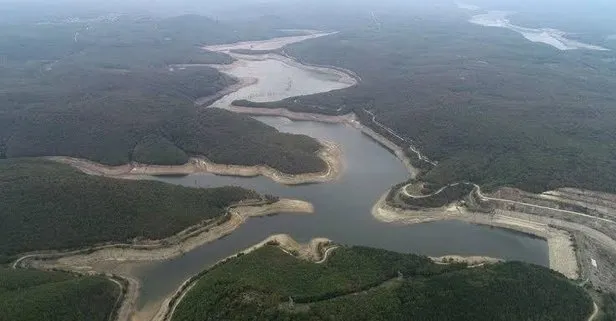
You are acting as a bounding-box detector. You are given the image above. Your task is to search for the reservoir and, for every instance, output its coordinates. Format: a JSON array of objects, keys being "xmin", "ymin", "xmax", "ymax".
[
  {"xmin": 132, "ymin": 34, "xmax": 549, "ymax": 312},
  {"xmin": 134, "ymin": 116, "xmax": 548, "ymax": 306}
]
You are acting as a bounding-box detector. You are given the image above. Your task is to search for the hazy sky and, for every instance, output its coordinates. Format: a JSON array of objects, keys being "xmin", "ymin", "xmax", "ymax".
[{"xmin": 1, "ymin": 0, "xmax": 615, "ymax": 32}]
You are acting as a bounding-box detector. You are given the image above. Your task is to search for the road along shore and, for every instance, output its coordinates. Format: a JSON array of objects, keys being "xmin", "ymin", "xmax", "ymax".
[
  {"xmin": 371, "ymin": 193, "xmax": 579, "ymax": 279},
  {"xmin": 46, "ymin": 140, "xmax": 342, "ymax": 185}
]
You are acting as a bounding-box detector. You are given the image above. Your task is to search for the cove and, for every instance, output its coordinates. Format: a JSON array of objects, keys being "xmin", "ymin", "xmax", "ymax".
[
  {"xmin": 132, "ymin": 33, "xmax": 548, "ymax": 314},
  {"xmin": 133, "ymin": 117, "xmax": 548, "ymax": 307}
]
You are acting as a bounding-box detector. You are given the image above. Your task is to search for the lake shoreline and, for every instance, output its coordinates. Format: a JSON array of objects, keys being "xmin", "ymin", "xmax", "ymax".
[
  {"xmin": 223, "ymin": 105, "xmax": 419, "ymax": 177},
  {"xmin": 150, "ymin": 234, "xmax": 333, "ymax": 321},
  {"xmin": 46, "ymin": 140, "xmax": 342, "ymax": 185},
  {"xmin": 371, "ymin": 192, "xmax": 579, "ymax": 279},
  {"xmin": 16, "ymin": 199, "xmax": 314, "ymax": 269},
  {"xmin": 15, "ymin": 199, "xmax": 313, "ymax": 321}
]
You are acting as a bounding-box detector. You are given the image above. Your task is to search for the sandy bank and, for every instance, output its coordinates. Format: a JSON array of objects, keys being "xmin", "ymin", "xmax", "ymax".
[
  {"xmin": 228, "ymin": 52, "xmax": 357, "ymax": 86},
  {"xmin": 21, "ymin": 199, "xmax": 314, "ymax": 270},
  {"xmin": 151, "ymin": 234, "xmax": 333, "ymax": 321},
  {"xmin": 203, "ymin": 32, "xmax": 336, "ymax": 53},
  {"xmin": 223, "ymin": 106, "xmax": 418, "ymax": 177},
  {"xmin": 47, "ymin": 140, "xmax": 342, "ymax": 185},
  {"xmin": 430, "ymin": 255, "xmax": 502, "ymax": 266},
  {"xmin": 195, "ymin": 76, "xmax": 258, "ymax": 106},
  {"xmin": 371, "ymin": 193, "xmax": 579, "ymax": 279}
]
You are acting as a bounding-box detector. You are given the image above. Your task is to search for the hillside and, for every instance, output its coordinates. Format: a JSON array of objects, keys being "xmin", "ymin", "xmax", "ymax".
[
  {"xmin": 235, "ymin": 15, "xmax": 616, "ymax": 193},
  {"xmin": 172, "ymin": 246, "xmax": 593, "ymax": 321},
  {"xmin": 0, "ymin": 268, "xmax": 118, "ymax": 321},
  {"xmin": 0, "ymin": 159, "xmax": 261, "ymax": 262},
  {"xmin": 0, "ymin": 15, "xmax": 325, "ymax": 174}
]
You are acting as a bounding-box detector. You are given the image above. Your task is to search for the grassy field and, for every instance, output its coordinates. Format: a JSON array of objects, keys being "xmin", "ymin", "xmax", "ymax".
[
  {"xmin": 0, "ymin": 159, "xmax": 261, "ymax": 263},
  {"xmin": 0, "ymin": 268, "xmax": 119, "ymax": 321},
  {"xmin": 172, "ymin": 246, "xmax": 593, "ymax": 321}
]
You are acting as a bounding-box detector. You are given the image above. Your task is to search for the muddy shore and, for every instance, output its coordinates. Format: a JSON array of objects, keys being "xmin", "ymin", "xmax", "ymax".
[
  {"xmin": 430, "ymin": 255, "xmax": 502, "ymax": 266},
  {"xmin": 371, "ymin": 193, "xmax": 579, "ymax": 279},
  {"xmin": 24, "ymin": 199, "xmax": 314, "ymax": 270},
  {"xmin": 221, "ymin": 106, "xmax": 419, "ymax": 177},
  {"xmin": 46, "ymin": 140, "xmax": 342, "ymax": 185},
  {"xmin": 18, "ymin": 199, "xmax": 313, "ymax": 321}
]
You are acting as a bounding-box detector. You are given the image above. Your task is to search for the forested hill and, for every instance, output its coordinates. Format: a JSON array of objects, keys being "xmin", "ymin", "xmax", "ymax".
[
  {"xmin": 0, "ymin": 268, "xmax": 119, "ymax": 321},
  {"xmin": 0, "ymin": 15, "xmax": 325, "ymax": 175},
  {"xmin": 241, "ymin": 16, "xmax": 616, "ymax": 193},
  {"xmin": 0, "ymin": 159, "xmax": 260, "ymax": 263},
  {"xmin": 172, "ymin": 245, "xmax": 593, "ymax": 321}
]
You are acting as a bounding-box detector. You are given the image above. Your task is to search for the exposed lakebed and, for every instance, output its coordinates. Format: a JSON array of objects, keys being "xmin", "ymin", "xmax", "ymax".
[
  {"xmin": 469, "ymin": 10, "xmax": 609, "ymax": 51},
  {"xmin": 135, "ymin": 117, "xmax": 548, "ymax": 306},
  {"xmin": 131, "ymin": 33, "xmax": 548, "ymax": 309}
]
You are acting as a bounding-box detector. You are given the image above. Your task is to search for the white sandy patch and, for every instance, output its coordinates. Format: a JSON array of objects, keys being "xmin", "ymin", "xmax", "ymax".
[
  {"xmin": 203, "ymin": 32, "xmax": 335, "ymax": 53},
  {"xmin": 470, "ymin": 11, "xmax": 609, "ymax": 51}
]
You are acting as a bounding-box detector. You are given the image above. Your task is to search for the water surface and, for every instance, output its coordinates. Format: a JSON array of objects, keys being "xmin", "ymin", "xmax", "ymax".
[
  {"xmin": 134, "ymin": 117, "xmax": 548, "ymax": 306},
  {"xmin": 134, "ymin": 34, "xmax": 549, "ymax": 309}
]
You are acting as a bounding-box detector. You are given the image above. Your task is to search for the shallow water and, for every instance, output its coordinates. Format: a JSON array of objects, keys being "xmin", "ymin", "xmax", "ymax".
[
  {"xmin": 210, "ymin": 57, "xmax": 351, "ymax": 106},
  {"xmin": 132, "ymin": 34, "xmax": 549, "ymax": 309}
]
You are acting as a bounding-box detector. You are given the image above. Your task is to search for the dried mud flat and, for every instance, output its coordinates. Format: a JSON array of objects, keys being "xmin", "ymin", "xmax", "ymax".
[
  {"xmin": 203, "ymin": 32, "xmax": 336, "ymax": 53},
  {"xmin": 47, "ymin": 140, "xmax": 342, "ymax": 185}
]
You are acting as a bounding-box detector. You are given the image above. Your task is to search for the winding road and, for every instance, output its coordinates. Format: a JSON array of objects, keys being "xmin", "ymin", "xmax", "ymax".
[
  {"xmin": 315, "ymin": 246, "xmax": 339, "ymax": 264},
  {"xmin": 401, "ymin": 181, "xmax": 616, "ymax": 225}
]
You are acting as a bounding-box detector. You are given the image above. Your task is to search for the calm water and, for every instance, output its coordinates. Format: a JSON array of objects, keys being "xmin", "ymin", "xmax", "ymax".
[
  {"xmin": 134, "ymin": 117, "xmax": 548, "ymax": 306},
  {"xmin": 134, "ymin": 39, "xmax": 548, "ymax": 308}
]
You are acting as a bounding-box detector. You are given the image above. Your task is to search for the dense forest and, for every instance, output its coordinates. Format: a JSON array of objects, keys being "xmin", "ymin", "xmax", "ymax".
[
  {"xmin": 0, "ymin": 15, "xmax": 324, "ymax": 174},
  {"xmin": 0, "ymin": 159, "xmax": 260, "ymax": 263},
  {"xmin": 172, "ymin": 245, "xmax": 593, "ymax": 321},
  {"xmin": 0, "ymin": 268, "xmax": 118, "ymax": 321},
  {"xmin": 234, "ymin": 14, "xmax": 616, "ymax": 193}
]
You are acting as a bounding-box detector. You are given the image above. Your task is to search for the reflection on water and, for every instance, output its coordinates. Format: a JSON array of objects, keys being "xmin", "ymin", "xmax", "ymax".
[{"xmin": 133, "ymin": 117, "xmax": 549, "ymax": 306}]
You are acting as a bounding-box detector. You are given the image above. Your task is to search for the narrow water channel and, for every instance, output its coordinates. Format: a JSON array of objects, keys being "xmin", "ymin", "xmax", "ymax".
[
  {"xmin": 134, "ymin": 117, "xmax": 548, "ymax": 306},
  {"xmin": 133, "ymin": 34, "xmax": 549, "ymax": 309}
]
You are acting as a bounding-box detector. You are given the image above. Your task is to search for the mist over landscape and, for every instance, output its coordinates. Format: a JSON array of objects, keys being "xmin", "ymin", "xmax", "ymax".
[{"xmin": 1, "ymin": 0, "xmax": 616, "ymax": 320}]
